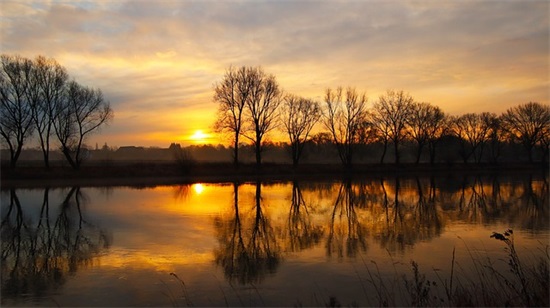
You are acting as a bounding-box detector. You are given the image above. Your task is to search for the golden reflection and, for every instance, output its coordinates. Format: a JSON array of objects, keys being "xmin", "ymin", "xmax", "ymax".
[
  {"xmin": 98, "ymin": 249, "xmax": 212, "ymax": 271},
  {"xmin": 192, "ymin": 183, "xmax": 205, "ymax": 195},
  {"xmin": 2, "ymin": 174, "xmax": 547, "ymax": 302}
]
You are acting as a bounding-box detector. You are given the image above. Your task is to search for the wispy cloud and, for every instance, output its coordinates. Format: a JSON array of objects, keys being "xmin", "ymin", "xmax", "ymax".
[{"xmin": 1, "ymin": 0, "xmax": 547, "ymax": 146}]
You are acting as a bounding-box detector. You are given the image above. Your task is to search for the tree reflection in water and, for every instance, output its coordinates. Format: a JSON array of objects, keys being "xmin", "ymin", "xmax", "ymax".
[
  {"xmin": 1, "ymin": 187, "xmax": 111, "ymax": 302},
  {"xmin": 326, "ymin": 181, "xmax": 368, "ymax": 259},
  {"xmin": 213, "ymin": 182, "xmax": 281, "ymax": 285},
  {"xmin": 1, "ymin": 174, "xmax": 547, "ymax": 306},
  {"xmin": 327, "ymin": 177, "xmax": 444, "ymax": 255},
  {"xmin": 286, "ymin": 181, "xmax": 323, "ymax": 252},
  {"xmin": 213, "ymin": 174, "xmax": 547, "ymax": 286},
  {"xmin": 453, "ymin": 174, "xmax": 549, "ymax": 229}
]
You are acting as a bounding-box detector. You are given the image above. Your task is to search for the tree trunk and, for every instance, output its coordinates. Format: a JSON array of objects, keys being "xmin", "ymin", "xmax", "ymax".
[
  {"xmin": 41, "ymin": 147, "xmax": 50, "ymax": 168},
  {"xmin": 527, "ymin": 145, "xmax": 533, "ymax": 163},
  {"xmin": 415, "ymin": 143, "xmax": 424, "ymax": 165},
  {"xmin": 233, "ymin": 132, "xmax": 239, "ymax": 168},
  {"xmin": 37, "ymin": 128, "xmax": 51, "ymax": 168},
  {"xmin": 459, "ymin": 143, "xmax": 469, "ymax": 164},
  {"xmin": 61, "ymin": 147, "xmax": 78, "ymax": 169},
  {"xmin": 428, "ymin": 143, "xmax": 436, "ymax": 165},
  {"xmin": 394, "ymin": 140, "xmax": 400, "ymax": 164},
  {"xmin": 380, "ymin": 140, "xmax": 387, "ymax": 164},
  {"xmin": 9, "ymin": 151, "xmax": 17, "ymax": 168},
  {"xmin": 10, "ymin": 143, "xmax": 23, "ymax": 168},
  {"xmin": 255, "ymin": 137, "xmax": 262, "ymax": 167},
  {"xmin": 43, "ymin": 132, "xmax": 51, "ymax": 168},
  {"xmin": 291, "ymin": 142, "xmax": 299, "ymax": 168}
]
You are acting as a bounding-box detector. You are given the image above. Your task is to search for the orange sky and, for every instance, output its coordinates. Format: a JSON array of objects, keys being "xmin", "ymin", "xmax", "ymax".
[{"xmin": 1, "ymin": 0, "xmax": 548, "ymax": 148}]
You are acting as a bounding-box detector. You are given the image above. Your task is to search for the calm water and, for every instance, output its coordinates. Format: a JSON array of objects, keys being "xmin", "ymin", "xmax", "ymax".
[{"xmin": 1, "ymin": 174, "xmax": 548, "ymax": 307}]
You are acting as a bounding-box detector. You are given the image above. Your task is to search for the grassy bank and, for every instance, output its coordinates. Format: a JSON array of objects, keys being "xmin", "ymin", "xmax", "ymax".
[{"xmin": 1, "ymin": 161, "xmax": 547, "ymax": 188}]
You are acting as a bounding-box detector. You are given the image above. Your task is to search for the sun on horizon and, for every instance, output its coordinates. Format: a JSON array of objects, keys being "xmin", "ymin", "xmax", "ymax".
[{"xmin": 189, "ymin": 130, "xmax": 210, "ymax": 144}]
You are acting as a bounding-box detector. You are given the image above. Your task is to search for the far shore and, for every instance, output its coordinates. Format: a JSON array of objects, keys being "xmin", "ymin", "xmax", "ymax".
[{"xmin": 1, "ymin": 161, "xmax": 547, "ymax": 188}]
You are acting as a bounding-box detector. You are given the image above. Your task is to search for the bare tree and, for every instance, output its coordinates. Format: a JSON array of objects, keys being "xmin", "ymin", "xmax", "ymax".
[
  {"xmin": 487, "ymin": 115, "xmax": 504, "ymax": 164},
  {"xmin": 0, "ymin": 55, "xmax": 34, "ymax": 168},
  {"xmin": 540, "ymin": 121, "xmax": 550, "ymax": 164},
  {"xmin": 26, "ymin": 55, "xmax": 68, "ymax": 168},
  {"xmin": 407, "ymin": 102, "xmax": 446, "ymax": 164},
  {"xmin": 368, "ymin": 110, "xmax": 391, "ymax": 164},
  {"xmin": 53, "ymin": 81, "xmax": 113, "ymax": 169},
  {"xmin": 242, "ymin": 67, "xmax": 282, "ymax": 166},
  {"xmin": 501, "ymin": 102, "xmax": 550, "ymax": 163},
  {"xmin": 280, "ymin": 94, "xmax": 321, "ymax": 167},
  {"xmin": 372, "ymin": 90, "xmax": 414, "ymax": 164},
  {"xmin": 213, "ymin": 66, "xmax": 253, "ymax": 168},
  {"xmin": 450, "ymin": 112, "xmax": 494, "ymax": 163},
  {"xmin": 322, "ymin": 86, "xmax": 368, "ymax": 168}
]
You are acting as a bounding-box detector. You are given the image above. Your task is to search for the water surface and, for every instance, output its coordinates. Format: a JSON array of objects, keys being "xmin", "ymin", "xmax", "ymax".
[{"xmin": 2, "ymin": 174, "xmax": 548, "ymax": 306}]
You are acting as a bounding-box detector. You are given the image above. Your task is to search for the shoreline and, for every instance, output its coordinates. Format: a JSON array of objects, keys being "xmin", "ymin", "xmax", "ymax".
[{"xmin": 1, "ymin": 161, "xmax": 547, "ymax": 188}]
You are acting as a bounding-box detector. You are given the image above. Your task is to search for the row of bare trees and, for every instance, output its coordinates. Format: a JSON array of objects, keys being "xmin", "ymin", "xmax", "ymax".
[
  {"xmin": 213, "ymin": 66, "xmax": 549, "ymax": 168},
  {"xmin": 0, "ymin": 54, "xmax": 113, "ymax": 169}
]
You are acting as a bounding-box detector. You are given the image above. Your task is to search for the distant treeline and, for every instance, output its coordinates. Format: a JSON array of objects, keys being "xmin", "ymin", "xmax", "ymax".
[
  {"xmin": 3, "ymin": 136, "xmax": 546, "ymax": 166},
  {"xmin": 213, "ymin": 66, "xmax": 549, "ymax": 167}
]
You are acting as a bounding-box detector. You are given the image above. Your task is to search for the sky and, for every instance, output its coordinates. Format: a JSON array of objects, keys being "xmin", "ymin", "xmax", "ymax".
[{"xmin": 1, "ymin": 0, "xmax": 548, "ymax": 148}]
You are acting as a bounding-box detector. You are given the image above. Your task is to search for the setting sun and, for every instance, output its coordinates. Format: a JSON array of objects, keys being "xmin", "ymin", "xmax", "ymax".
[{"xmin": 190, "ymin": 130, "xmax": 209, "ymax": 144}]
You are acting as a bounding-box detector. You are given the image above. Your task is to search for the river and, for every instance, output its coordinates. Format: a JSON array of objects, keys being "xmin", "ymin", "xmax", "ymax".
[{"xmin": 1, "ymin": 173, "xmax": 548, "ymax": 306}]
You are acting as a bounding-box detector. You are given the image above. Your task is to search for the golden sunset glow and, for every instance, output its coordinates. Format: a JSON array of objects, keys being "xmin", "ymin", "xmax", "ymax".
[
  {"xmin": 189, "ymin": 130, "xmax": 209, "ymax": 144},
  {"xmin": 1, "ymin": 1, "xmax": 547, "ymax": 148}
]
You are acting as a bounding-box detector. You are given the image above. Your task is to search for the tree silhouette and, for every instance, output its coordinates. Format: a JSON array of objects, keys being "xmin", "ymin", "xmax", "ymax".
[
  {"xmin": 280, "ymin": 94, "xmax": 321, "ymax": 167},
  {"xmin": 26, "ymin": 56, "xmax": 68, "ymax": 168},
  {"xmin": 486, "ymin": 115, "xmax": 504, "ymax": 164},
  {"xmin": 372, "ymin": 90, "xmax": 414, "ymax": 164},
  {"xmin": 213, "ymin": 66, "xmax": 253, "ymax": 168},
  {"xmin": 407, "ymin": 102, "xmax": 446, "ymax": 164},
  {"xmin": 242, "ymin": 68, "xmax": 282, "ymax": 167},
  {"xmin": 368, "ymin": 111, "xmax": 391, "ymax": 164},
  {"xmin": 450, "ymin": 112, "xmax": 494, "ymax": 163},
  {"xmin": 0, "ymin": 55, "xmax": 34, "ymax": 168},
  {"xmin": 322, "ymin": 86, "xmax": 368, "ymax": 168},
  {"xmin": 1, "ymin": 54, "xmax": 112, "ymax": 169},
  {"xmin": 501, "ymin": 102, "xmax": 550, "ymax": 163},
  {"xmin": 53, "ymin": 81, "xmax": 113, "ymax": 169}
]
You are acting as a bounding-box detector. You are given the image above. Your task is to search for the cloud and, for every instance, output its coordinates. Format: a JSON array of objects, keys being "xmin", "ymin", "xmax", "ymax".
[{"xmin": 1, "ymin": 0, "xmax": 547, "ymax": 147}]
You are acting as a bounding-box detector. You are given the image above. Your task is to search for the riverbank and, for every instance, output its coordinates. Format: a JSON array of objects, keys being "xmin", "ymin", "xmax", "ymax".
[{"xmin": 1, "ymin": 161, "xmax": 547, "ymax": 188}]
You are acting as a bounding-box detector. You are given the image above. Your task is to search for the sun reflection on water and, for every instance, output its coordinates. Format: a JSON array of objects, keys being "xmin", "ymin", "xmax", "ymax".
[{"xmin": 192, "ymin": 183, "xmax": 205, "ymax": 195}]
